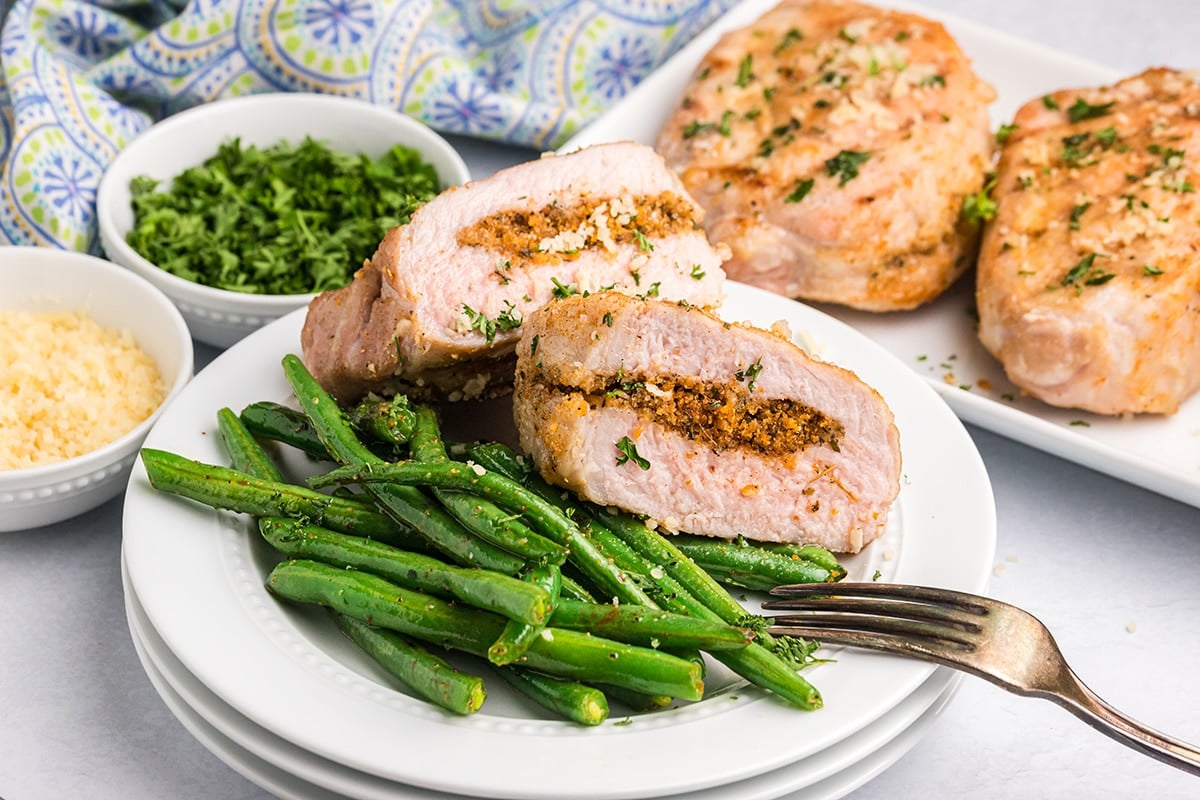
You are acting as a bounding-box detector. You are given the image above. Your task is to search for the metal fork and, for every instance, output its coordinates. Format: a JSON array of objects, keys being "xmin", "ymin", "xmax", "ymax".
[{"xmin": 763, "ymin": 582, "xmax": 1200, "ymax": 777}]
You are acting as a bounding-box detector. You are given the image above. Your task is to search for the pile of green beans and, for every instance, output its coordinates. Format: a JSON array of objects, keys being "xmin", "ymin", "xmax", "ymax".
[{"xmin": 139, "ymin": 354, "xmax": 845, "ymax": 725}]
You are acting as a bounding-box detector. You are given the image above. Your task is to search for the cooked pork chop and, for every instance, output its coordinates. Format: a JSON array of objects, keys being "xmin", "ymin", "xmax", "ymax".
[
  {"xmin": 977, "ymin": 68, "xmax": 1200, "ymax": 415},
  {"xmin": 512, "ymin": 292, "xmax": 901, "ymax": 553},
  {"xmin": 301, "ymin": 142, "xmax": 727, "ymax": 403},
  {"xmin": 655, "ymin": 0, "xmax": 995, "ymax": 310}
]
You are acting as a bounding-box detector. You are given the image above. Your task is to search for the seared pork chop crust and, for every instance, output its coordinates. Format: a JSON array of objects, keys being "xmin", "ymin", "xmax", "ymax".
[
  {"xmin": 977, "ymin": 68, "xmax": 1200, "ymax": 415},
  {"xmin": 656, "ymin": 0, "xmax": 995, "ymax": 310},
  {"xmin": 512, "ymin": 292, "xmax": 901, "ymax": 553}
]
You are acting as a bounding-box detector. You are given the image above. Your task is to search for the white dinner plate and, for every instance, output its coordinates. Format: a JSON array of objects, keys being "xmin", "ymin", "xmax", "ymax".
[
  {"xmin": 563, "ymin": 0, "xmax": 1200, "ymax": 511},
  {"xmin": 123, "ymin": 549, "xmax": 963, "ymax": 800},
  {"xmin": 122, "ymin": 280, "xmax": 995, "ymax": 799}
]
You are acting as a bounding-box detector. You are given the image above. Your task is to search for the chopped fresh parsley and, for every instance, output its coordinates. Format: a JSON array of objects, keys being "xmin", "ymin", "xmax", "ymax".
[
  {"xmin": 1143, "ymin": 264, "xmax": 1163, "ymax": 276},
  {"xmin": 775, "ymin": 27, "xmax": 803, "ymax": 54},
  {"xmin": 1059, "ymin": 252, "xmax": 1114, "ymax": 294},
  {"xmin": 735, "ymin": 54, "xmax": 754, "ymax": 88},
  {"xmin": 1042, "ymin": 95, "xmax": 1061, "ymax": 110},
  {"xmin": 718, "ymin": 109, "xmax": 735, "ymax": 136},
  {"xmin": 551, "ymin": 277, "xmax": 578, "ymax": 298},
  {"xmin": 824, "ymin": 149, "xmax": 871, "ymax": 186},
  {"xmin": 1068, "ymin": 202, "xmax": 1091, "ymax": 230},
  {"xmin": 126, "ymin": 137, "xmax": 440, "ymax": 294},
  {"xmin": 919, "ymin": 74, "xmax": 946, "ymax": 88},
  {"xmin": 614, "ymin": 436, "xmax": 651, "ymax": 470},
  {"xmin": 682, "ymin": 120, "xmax": 716, "ymax": 139},
  {"xmin": 1067, "ymin": 97, "xmax": 1116, "ymax": 123},
  {"xmin": 995, "ymin": 123, "xmax": 1018, "ymax": 144},
  {"xmin": 690, "ymin": 263, "xmax": 706, "ymax": 280},
  {"xmin": 632, "ymin": 229, "xmax": 654, "ymax": 252},
  {"xmin": 961, "ymin": 175, "xmax": 997, "ymax": 224},
  {"xmin": 461, "ymin": 301, "xmax": 522, "ymax": 343},
  {"xmin": 785, "ymin": 177, "xmax": 815, "ymax": 203},
  {"xmin": 735, "ymin": 357, "xmax": 764, "ymax": 390}
]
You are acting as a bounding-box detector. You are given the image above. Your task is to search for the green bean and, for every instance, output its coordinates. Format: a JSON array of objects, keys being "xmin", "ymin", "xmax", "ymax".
[
  {"xmin": 267, "ymin": 559, "xmax": 704, "ymax": 700},
  {"xmin": 346, "ymin": 394, "xmax": 416, "ymax": 446},
  {"xmin": 139, "ymin": 448, "xmax": 422, "ymax": 549},
  {"xmin": 549, "ymin": 599, "xmax": 752, "ymax": 651},
  {"xmin": 466, "ymin": 442, "xmax": 823, "ymax": 709},
  {"xmin": 259, "ymin": 518, "xmax": 550, "ymax": 625},
  {"xmin": 217, "ymin": 407, "xmax": 286, "ymax": 482},
  {"xmin": 559, "ymin": 574, "xmax": 596, "ymax": 604},
  {"xmin": 239, "ymin": 401, "xmax": 332, "ymax": 461},
  {"xmin": 597, "ymin": 684, "xmax": 672, "ymax": 712},
  {"xmin": 670, "ymin": 538, "xmax": 836, "ymax": 591},
  {"xmin": 497, "ymin": 668, "xmax": 608, "ymax": 726},
  {"xmin": 488, "ymin": 564, "xmax": 561, "ymax": 665},
  {"xmin": 410, "ymin": 406, "xmax": 566, "ymax": 565},
  {"xmin": 281, "ymin": 355, "xmax": 525, "ymax": 575},
  {"xmin": 335, "ymin": 614, "xmax": 485, "ymax": 715}
]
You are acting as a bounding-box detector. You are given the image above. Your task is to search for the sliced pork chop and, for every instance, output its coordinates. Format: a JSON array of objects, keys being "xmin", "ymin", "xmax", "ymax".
[
  {"xmin": 301, "ymin": 142, "xmax": 727, "ymax": 403},
  {"xmin": 512, "ymin": 292, "xmax": 901, "ymax": 553},
  {"xmin": 977, "ymin": 68, "xmax": 1200, "ymax": 415},
  {"xmin": 655, "ymin": 0, "xmax": 995, "ymax": 310}
]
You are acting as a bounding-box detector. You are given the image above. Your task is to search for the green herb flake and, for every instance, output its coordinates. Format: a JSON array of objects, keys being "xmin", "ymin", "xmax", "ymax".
[
  {"xmin": 1069, "ymin": 419, "xmax": 1091, "ymax": 427},
  {"xmin": 690, "ymin": 263, "xmax": 706, "ymax": 280},
  {"xmin": 551, "ymin": 277, "xmax": 578, "ymax": 299},
  {"xmin": 837, "ymin": 27, "xmax": 858, "ymax": 44},
  {"xmin": 775, "ymin": 27, "xmax": 803, "ymax": 54},
  {"xmin": 824, "ymin": 149, "xmax": 871, "ymax": 186},
  {"xmin": 125, "ymin": 137, "xmax": 440, "ymax": 294},
  {"xmin": 461, "ymin": 301, "xmax": 522, "ymax": 344},
  {"xmin": 919, "ymin": 74, "xmax": 946, "ymax": 88},
  {"xmin": 633, "ymin": 229, "xmax": 654, "ymax": 252},
  {"xmin": 1042, "ymin": 95, "xmax": 1061, "ymax": 110},
  {"xmin": 1059, "ymin": 252, "xmax": 1114, "ymax": 294},
  {"xmin": 614, "ymin": 436, "xmax": 651, "ymax": 470},
  {"xmin": 995, "ymin": 123, "xmax": 1018, "ymax": 144},
  {"xmin": 1067, "ymin": 97, "xmax": 1116, "ymax": 123},
  {"xmin": 735, "ymin": 54, "xmax": 754, "ymax": 88},
  {"xmin": 602, "ymin": 312, "xmax": 613, "ymax": 327},
  {"xmin": 961, "ymin": 176, "xmax": 998, "ymax": 224},
  {"xmin": 530, "ymin": 334, "xmax": 539, "ymax": 355},
  {"xmin": 785, "ymin": 177, "xmax": 815, "ymax": 203},
  {"xmin": 718, "ymin": 109, "xmax": 735, "ymax": 136},
  {"xmin": 1094, "ymin": 126, "xmax": 1118, "ymax": 147},
  {"xmin": 1069, "ymin": 202, "xmax": 1091, "ymax": 230},
  {"xmin": 735, "ymin": 357, "xmax": 764, "ymax": 391},
  {"xmin": 1144, "ymin": 264, "xmax": 1163, "ymax": 276},
  {"xmin": 682, "ymin": 120, "xmax": 716, "ymax": 139}
]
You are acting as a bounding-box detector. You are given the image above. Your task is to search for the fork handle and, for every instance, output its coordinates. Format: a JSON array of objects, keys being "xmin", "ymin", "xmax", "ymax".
[{"xmin": 1051, "ymin": 667, "xmax": 1200, "ymax": 777}]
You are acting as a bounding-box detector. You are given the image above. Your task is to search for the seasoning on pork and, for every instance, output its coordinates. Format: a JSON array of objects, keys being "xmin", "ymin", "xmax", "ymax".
[
  {"xmin": 655, "ymin": 0, "xmax": 995, "ymax": 310},
  {"xmin": 300, "ymin": 142, "xmax": 727, "ymax": 404},
  {"xmin": 512, "ymin": 292, "xmax": 901, "ymax": 554},
  {"xmin": 977, "ymin": 68, "xmax": 1200, "ymax": 415}
]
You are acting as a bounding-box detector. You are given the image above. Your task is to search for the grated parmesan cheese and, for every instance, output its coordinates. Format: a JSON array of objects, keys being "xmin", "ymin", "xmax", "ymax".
[{"xmin": 0, "ymin": 309, "xmax": 165, "ymax": 470}]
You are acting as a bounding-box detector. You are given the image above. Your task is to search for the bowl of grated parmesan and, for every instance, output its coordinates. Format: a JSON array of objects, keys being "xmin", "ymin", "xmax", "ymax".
[{"xmin": 0, "ymin": 247, "xmax": 193, "ymax": 531}]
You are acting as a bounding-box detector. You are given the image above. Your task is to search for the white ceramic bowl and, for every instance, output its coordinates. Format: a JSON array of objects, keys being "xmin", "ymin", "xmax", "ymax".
[
  {"xmin": 0, "ymin": 247, "xmax": 194, "ymax": 531},
  {"xmin": 96, "ymin": 93, "xmax": 470, "ymax": 349}
]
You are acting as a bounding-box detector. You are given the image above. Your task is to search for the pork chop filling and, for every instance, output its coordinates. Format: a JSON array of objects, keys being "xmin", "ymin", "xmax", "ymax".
[
  {"xmin": 456, "ymin": 191, "xmax": 700, "ymax": 266},
  {"xmin": 536, "ymin": 373, "xmax": 844, "ymax": 456}
]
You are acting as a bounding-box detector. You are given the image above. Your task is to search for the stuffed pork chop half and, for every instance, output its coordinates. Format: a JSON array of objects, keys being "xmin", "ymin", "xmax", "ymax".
[
  {"xmin": 977, "ymin": 68, "xmax": 1200, "ymax": 415},
  {"xmin": 512, "ymin": 292, "xmax": 901, "ymax": 554},
  {"xmin": 301, "ymin": 142, "xmax": 727, "ymax": 404},
  {"xmin": 655, "ymin": 0, "xmax": 995, "ymax": 310}
]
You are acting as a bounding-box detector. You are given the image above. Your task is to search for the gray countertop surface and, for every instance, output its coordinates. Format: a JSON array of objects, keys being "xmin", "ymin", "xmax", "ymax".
[{"xmin": 3, "ymin": 1, "xmax": 1199, "ymax": 798}]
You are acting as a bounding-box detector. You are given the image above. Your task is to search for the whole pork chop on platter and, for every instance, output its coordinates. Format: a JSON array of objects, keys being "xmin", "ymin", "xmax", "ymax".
[
  {"xmin": 655, "ymin": 0, "xmax": 996, "ymax": 311},
  {"xmin": 512, "ymin": 291, "xmax": 901, "ymax": 554},
  {"xmin": 301, "ymin": 142, "xmax": 728, "ymax": 404},
  {"xmin": 977, "ymin": 67, "xmax": 1200, "ymax": 416}
]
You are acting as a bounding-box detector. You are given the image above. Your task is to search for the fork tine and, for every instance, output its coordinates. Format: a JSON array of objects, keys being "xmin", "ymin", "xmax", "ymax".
[
  {"xmin": 763, "ymin": 624, "xmax": 978, "ymax": 669},
  {"xmin": 766, "ymin": 582, "xmax": 990, "ymax": 616},
  {"xmin": 768, "ymin": 612, "xmax": 978, "ymax": 650},
  {"xmin": 761, "ymin": 595, "xmax": 985, "ymax": 633}
]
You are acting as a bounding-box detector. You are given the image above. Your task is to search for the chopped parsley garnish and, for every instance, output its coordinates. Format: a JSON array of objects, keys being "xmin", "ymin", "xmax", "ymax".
[
  {"xmin": 735, "ymin": 357, "xmax": 764, "ymax": 390},
  {"xmin": 820, "ymin": 71, "xmax": 846, "ymax": 88},
  {"xmin": 1068, "ymin": 202, "xmax": 1091, "ymax": 230},
  {"xmin": 614, "ymin": 436, "xmax": 651, "ymax": 470},
  {"xmin": 775, "ymin": 27, "xmax": 803, "ymax": 54},
  {"xmin": 1144, "ymin": 264, "xmax": 1163, "ymax": 276},
  {"xmin": 690, "ymin": 263, "xmax": 706, "ymax": 280},
  {"xmin": 995, "ymin": 123, "xmax": 1018, "ymax": 144},
  {"xmin": 919, "ymin": 74, "xmax": 946, "ymax": 88},
  {"xmin": 785, "ymin": 177, "xmax": 815, "ymax": 203},
  {"xmin": 551, "ymin": 277, "xmax": 578, "ymax": 298},
  {"xmin": 530, "ymin": 334, "xmax": 539, "ymax": 355},
  {"xmin": 1059, "ymin": 252, "xmax": 1114, "ymax": 294},
  {"xmin": 837, "ymin": 27, "xmax": 858, "ymax": 44},
  {"xmin": 602, "ymin": 312, "xmax": 613, "ymax": 327},
  {"xmin": 1094, "ymin": 126, "xmax": 1118, "ymax": 147},
  {"xmin": 824, "ymin": 149, "xmax": 871, "ymax": 186},
  {"xmin": 718, "ymin": 109, "xmax": 735, "ymax": 136},
  {"xmin": 735, "ymin": 54, "xmax": 754, "ymax": 88},
  {"xmin": 961, "ymin": 175, "xmax": 997, "ymax": 224},
  {"xmin": 125, "ymin": 137, "xmax": 440, "ymax": 294},
  {"xmin": 814, "ymin": 98, "xmax": 831, "ymax": 109},
  {"xmin": 1067, "ymin": 97, "xmax": 1116, "ymax": 123},
  {"xmin": 632, "ymin": 229, "xmax": 654, "ymax": 252},
  {"xmin": 461, "ymin": 301, "xmax": 522, "ymax": 343},
  {"xmin": 1060, "ymin": 132, "xmax": 1095, "ymax": 167},
  {"xmin": 1042, "ymin": 95, "xmax": 1061, "ymax": 110},
  {"xmin": 682, "ymin": 120, "xmax": 716, "ymax": 139}
]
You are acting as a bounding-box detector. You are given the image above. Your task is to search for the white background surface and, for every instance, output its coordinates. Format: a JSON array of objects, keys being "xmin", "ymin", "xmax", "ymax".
[{"xmin": 2, "ymin": 1, "xmax": 1199, "ymax": 798}]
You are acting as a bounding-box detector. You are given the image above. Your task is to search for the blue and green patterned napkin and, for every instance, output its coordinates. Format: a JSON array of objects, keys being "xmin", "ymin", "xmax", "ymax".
[{"xmin": 0, "ymin": 0, "xmax": 734, "ymax": 252}]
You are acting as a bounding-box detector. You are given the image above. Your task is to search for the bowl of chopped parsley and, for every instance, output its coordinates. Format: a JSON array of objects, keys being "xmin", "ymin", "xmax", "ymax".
[{"xmin": 97, "ymin": 93, "xmax": 470, "ymax": 349}]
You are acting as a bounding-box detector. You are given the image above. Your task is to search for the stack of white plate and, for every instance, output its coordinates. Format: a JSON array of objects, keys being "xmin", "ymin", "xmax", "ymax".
[{"xmin": 121, "ymin": 283, "xmax": 996, "ymax": 800}]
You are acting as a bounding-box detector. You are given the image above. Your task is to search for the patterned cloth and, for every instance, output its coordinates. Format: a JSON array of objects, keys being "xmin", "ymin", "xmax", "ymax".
[{"xmin": 0, "ymin": 0, "xmax": 734, "ymax": 252}]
